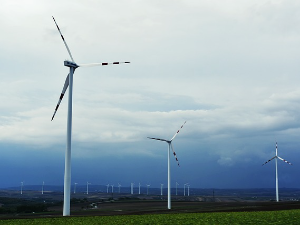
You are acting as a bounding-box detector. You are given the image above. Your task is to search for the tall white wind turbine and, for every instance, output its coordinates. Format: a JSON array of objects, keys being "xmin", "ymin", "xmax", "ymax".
[
  {"xmin": 262, "ymin": 142, "xmax": 292, "ymax": 202},
  {"xmin": 51, "ymin": 17, "xmax": 130, "ymax": 216},
  {"xmin": 147, "ymin": 121, "xmax": 186, "ymax": 209}
]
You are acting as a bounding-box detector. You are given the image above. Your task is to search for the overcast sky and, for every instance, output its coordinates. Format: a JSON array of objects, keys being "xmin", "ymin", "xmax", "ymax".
[{"xmin": 1, "ymin": 0, "xmax": 300, "ymax": 191}]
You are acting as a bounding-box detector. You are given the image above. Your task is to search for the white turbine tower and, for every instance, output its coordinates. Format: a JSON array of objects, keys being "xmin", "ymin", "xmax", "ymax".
[
  {"xmin": 51, "ymin": 17, "xmax": 130, "ymax": 216},
  {"xmin": 146, "ymin": 184, "xmax": 151, "ymax": 195},
  {"xmin": 147, "ymin": 121, "xmax": 186, "ymax": 209},
  {"xmin": 176, "ymin": 182, "xmax": 179, "ymax": 196},
  {"xmin": 42, "ymin": 181, "xmax": 44, "ymax": 195},
  {"xmin": 131, "ymin": 183, "xmax": 134, "ymax": 194},
  {"xmin": 184, "ymin": 183, "xmax": 189, "ymax": 196},
  {"xmin": 263, "ymin": 142, "xmax": 292, "ymax": 202},
  {"xmin": 111, "ymin": 184, "xmax": 114, "ymax": 193},
  {"xmin": 20, "ymin": 182, "xmax": 23, "ymax": 195},
  {"xmin": 74, "ymin": 183, "xmax": 78, "ymax": 194},
  {"xmin": 187, "ymin": 184, "xmax": 190, "ymax": 196},
  {"xmin": 86, "ymin": 182, "xmax": 91, "ymax": 195},
  {"xmin": 106, "ymin": 184, "xmax": 110, "ymax": 193},
  {"xmin": 139, "ymin": 183, "xmax": 141, "ymax": 195},
  {"xmin": 118, "ymin": 183, "xmax": 121, "ymax": 193},
  {"xmin": 160, "ymin": 184, "xmax": 164, "ymax": 196}
]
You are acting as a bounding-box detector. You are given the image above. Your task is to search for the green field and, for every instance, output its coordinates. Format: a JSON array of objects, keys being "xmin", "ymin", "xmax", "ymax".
[{"xmin": 0, "ymin": 209, "xmax": 299, "ymax": 225}]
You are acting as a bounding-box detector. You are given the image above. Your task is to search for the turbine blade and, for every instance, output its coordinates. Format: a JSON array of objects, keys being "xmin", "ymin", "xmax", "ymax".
[
  {"xmin": 170, "ymin": 143, "xmax": 180, "ymax": 167},
  {"xmin": 52, "ymin": 16, "xmax": 75, "ymax": 63},
  {"xmin": 262, "ymin": 156, "xmax": 276, "ymax": 166},
  {"xmin": 147, "ymin": 137, "xmax": 169, "ymax": 142},
  {"xmin": 277, "ymin": 156, "xmax": 292, "ymax": 165},
  {"xmin": 78, "ymin": 62, "xmax": 130, "ymax": 67},
  {"xmin": 51, "ymin": 74, "xmax": 69, "ymax": 121},
  {"xmin": 171, "ymin": 121, "xmax": 186, "ymax": 141}
]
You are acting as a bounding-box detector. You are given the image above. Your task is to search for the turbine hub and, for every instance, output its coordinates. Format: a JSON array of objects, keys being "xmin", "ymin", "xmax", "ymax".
[{"xmin": 64, "ymin": 60, "xmax": 79, "ymax": 68}]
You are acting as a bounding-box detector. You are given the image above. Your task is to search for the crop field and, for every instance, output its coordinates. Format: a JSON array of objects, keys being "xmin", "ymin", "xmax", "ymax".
[{"xmin": 0, "ymin": 209, "xmax": 299, "ymax": 225}]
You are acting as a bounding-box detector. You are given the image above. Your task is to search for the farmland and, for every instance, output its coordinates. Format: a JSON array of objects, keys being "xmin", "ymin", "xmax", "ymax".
[{"xmin": 0, "ymin": 188, "xmax": 300, "ymax": 223}]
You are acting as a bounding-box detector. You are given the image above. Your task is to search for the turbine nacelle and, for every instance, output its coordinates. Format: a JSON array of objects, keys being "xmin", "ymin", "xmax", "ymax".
[{"xmin": 64, "ymin": 60, "xmax": 79, "ymax": 68}]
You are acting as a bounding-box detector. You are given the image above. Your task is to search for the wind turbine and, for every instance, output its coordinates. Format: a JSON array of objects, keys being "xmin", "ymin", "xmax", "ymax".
[
  {"xmin": 184, "ymin": 183, "xmax": 188, "ymax": 196},
  {"xmin": 86, "ymin": 182, "xmax": 91, "ymax": 195},
  {"xmin": 51, "ymin": 17, "xmax": 130, "ymax": 216},
  {"xmin": 106, "ymin": 184, "xmax": 110, "ymax": 193},
  {"xmin": 160, "ymin": 183, "xmax": 164, "ymax": 196},
  {"xmin": 146, "ymin": 184, "xmax": 151, "ymax": 195},
  {"xmin": 118, "ymin": 183, "xmax": 121, "ymax": 193},
  {"xmin": 42, "ymin": 181, "xmax": 44, "ymax": 195},
  {"xmin": 111, "ymin": 184, "xmax": 114, "ymax": 193},
  {"xmin": 262, "ymin": 142, "xmax": 292, "ymax": 202},
  {"xmin": 175, "ymin": 182, "xmax": 179, "ymax": 196},
  {"xmin": 187, "ymin": 184, "xmax": 190, "ymax": 196},
  {"xmin": 20, "ymin": 182, "xmax": 24, "ymax": 195},
  {"xmin": 147, "ymin": 121, "xmax": 186, "ymax": 209},
  {"xmin": 131, "ymin": 183, "xmax": 134, "ymax": 194},
  {"xmin": 138, "ymin": 182, "xmax": 141, "ymax": 195},
  {"xmin": 74, "ymin": 183, "xmax": 78, "ymax": 194}
]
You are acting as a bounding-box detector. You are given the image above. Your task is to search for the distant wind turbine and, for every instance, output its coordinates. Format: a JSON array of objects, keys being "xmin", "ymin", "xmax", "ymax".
[
  {"xmin": 139, "ymin": 183, "xmax": 141, "ymax": 195},
  {"xmin": 176, "ymin": 182, "xmax": 179, "ymax": 196},
  {"xmin": 118, "ymin": 183, "xmax": 121, "ymax": 193},
  {"xmin": 160, "ymin": 183, "xmax": 164, "ymax": 196},
  {"xmin": 86, "ymin": 182, "xmax": 91, "ymax": 195},
  {"xmin": 111, "ymin": 184, "xmax": 114, "ymax": 193},
  {"xmin": 184, "ymin": 183, "xmax": 189, "ymax": 196},
  {"xmin": 262, "ymin": 142, "xmax": 292, "ymax": 202},
  {"xmin": 146, "ymin": 184, "xmax": 151, "ymax": 195},
  {"xmin": 147, "ymin": 121, "xmax": 186, "ymax": 209},
  {"xmin": 131, "ymin": 183, "xmax": 134, "ymax": 194},
  {"xmin": 20, "ymin": 182, "xmax": 24, "ymax": 195},
  {"xmin": 74, "ymin": 183, "xmax": 78, "ymax": 194},
  {"xmin": 42, "ymin": 181, "xmax": 44, "ymax": 195},
  {"xmin": 106, "ymin": 184, "xmax": 110, "ymax": 193},
  {"xmin": 51, "ymin": 17, "xmax": 130, "ymax": 216}
]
